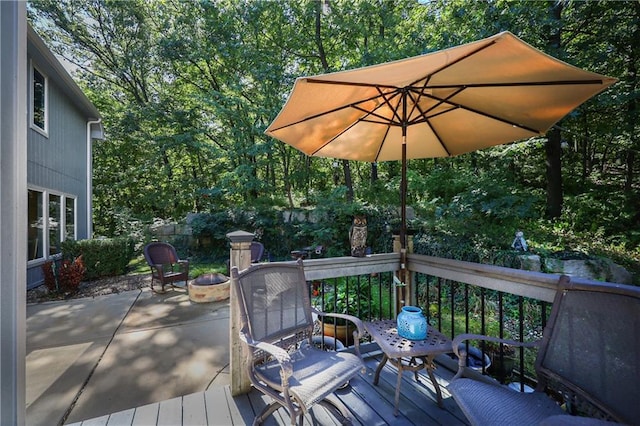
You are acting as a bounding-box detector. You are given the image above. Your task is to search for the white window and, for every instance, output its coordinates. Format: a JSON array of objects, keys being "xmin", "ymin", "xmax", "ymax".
[
  {"xmin": 28, "ymin": 190, "xmax": 44, "ymax": 261},
  {"xmin": 65, "ymin": 197, "xmax": 76, "ymax": 241},
  {"xmin": 28, "ymin": 188, "xmax": 77, "ymax": 262},
  {"xmin": 31, "ymin": 63, "xmax": 48, "ymax": 135},
  {"xmin": 49, "ymin": 194, "xmax": 61, "ymax": 256}
]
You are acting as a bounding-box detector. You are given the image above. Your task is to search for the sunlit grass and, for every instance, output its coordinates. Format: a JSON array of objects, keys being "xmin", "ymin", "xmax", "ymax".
[{"xmin": 126, "ymin": 255, "xmax": 226, "ymax": 278}]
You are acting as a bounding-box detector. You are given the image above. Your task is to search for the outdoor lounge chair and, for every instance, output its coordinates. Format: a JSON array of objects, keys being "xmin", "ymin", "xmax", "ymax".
[
  {"xmin": 230, "ymin": 260, "xmax": 365, "ymax": 425},
  {"xmin": 448, "ymin": 276, "xmax": 640, "ymax": 425},
  {"xmin": 250, "ymin": 241, "xmax": 265, "ymax": 263},
  {"xmin": 143, "ymin": 242, "xmax": 189, "ymax": 293},
  {"xmin": 225, "ymin": 241, "xmax": 266, "ymax": 276}
]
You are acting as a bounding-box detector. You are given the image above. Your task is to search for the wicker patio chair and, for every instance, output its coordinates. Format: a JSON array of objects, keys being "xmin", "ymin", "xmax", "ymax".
[
  {"xmin": 251, "ymin": 241, "xmax": 265, "ymax": 263},
  {"xmin": 448, "ymin": 276, "xmax": 640, "ymax": 425},
  {"xmin": 143, "ymin": 242, "xmax": 189, "ymax": 293},
  {"xmin": 230, "ymin": 259, "xmax": 365, "ymax": 425}
]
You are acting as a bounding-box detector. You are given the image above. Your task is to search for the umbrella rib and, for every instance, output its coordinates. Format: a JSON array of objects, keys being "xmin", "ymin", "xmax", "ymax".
[
  {"xmin": 352, "ymin": 89, "xmax": 403, "ymax": 126},
  {"xmin": 306, "ymin": 78, "xmax": 398, "ymax": 90},
  {"xmin": 440, "ymin": 96, "xmax": 542, "ymax": 133},
  {"xmin": 377, "ymin": 87, "xmax": 404, "ymax": 125},
  {"xmin": 271, "ymin": 78, "xmax": 606, "ymax": 134},
  {"xmin": 308, "ymin": 119, "xmax": 360, "ymax": 157},
  {"xmin": 402, "ymin": 37, "xmax": 606, "ymax": 90},
  {"xmin": 267, "ymin": 87, "xmax": 400, "ymax": 133},
  {"xmin": 406, "ymin": 85, "xmax": 543, "ymax": 134},
  {"xmin": 406, "ymin": 38, "xmax": 499, "ymax": 88},
  {"xmin": 403, "ymin": 88, "xmax": 453, "ymax": 155},
  {"xmin": 373, "ymin": 125, "xmax": 392, "ymax": 162},
  {"xmin": 423, "ymin": 79, "xmax": 606, "ymax": 89}
]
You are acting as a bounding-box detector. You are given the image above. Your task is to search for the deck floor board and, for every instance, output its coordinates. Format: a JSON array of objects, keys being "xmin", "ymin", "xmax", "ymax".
[{"xmin": 66, "ymin": 354, "xmax": 470, "ymax": 425}]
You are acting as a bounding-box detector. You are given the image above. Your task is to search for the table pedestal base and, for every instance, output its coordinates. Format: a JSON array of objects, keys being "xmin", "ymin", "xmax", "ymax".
[
  {"xmin": 373, "ymin": 354, "xmax": 444, "ymax": 416},
  {"xmin": 364, "ymin": 320, "xmax": 452, "ymax": 417}
]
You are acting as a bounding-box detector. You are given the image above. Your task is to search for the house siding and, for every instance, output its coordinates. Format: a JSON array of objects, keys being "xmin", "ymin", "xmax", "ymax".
[
  {"xmin": 25, "ymin": 29, "xmax": 100, "ymax": 289},
  {"xmin": 27, "ymin": 79, "xmax": 89, "ymax": 233}
]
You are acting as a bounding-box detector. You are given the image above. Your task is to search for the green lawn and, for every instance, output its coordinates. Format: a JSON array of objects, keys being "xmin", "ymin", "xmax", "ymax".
[{"xmin": 127, "ymin": 255, "xmax": 227, "ymax": 278}]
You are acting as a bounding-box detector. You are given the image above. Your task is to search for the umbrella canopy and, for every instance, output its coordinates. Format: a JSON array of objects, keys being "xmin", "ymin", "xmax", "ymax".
[
  {"xmin": 265, "ymin": 31, "xmax": 616, "ymax": 310},
  {"xmin": 266, "ymin": 31, "xmax": 615, "ymax": 162}
]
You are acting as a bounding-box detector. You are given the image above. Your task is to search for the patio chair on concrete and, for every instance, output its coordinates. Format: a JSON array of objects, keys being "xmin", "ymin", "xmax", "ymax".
[
  {"xmin": 251, "ymin": 241, "xmax": 265, "ymax": 263},
  {"xmin": 225, "ymin": 241, "xmax": 266, "ymax": 276},
  {"xmin": 448, "ymin": 276, "xmax": 640, "ymax": 425},
  {"xmin": 231, "ymin": 260, "xmax": 365, "ymax": 425},
  {"xmin": 143, "ymin": 242, "xmax": 189, "ymax": 293}
]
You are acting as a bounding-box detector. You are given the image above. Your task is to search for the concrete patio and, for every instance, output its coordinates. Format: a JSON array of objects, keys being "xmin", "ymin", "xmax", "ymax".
[
  {"xmin": 26, "ymin": 283, "xmax": 470, "ymax": 426},
  {"xmin": 26, "ymin": 287, "xmax": 231, "ymax": 426}
]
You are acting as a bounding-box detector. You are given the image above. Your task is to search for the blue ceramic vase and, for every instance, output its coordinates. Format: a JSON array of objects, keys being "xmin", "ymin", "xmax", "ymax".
[{"xmin": 397, "ymin": 306, "xmax": 428, "ymax": 340}]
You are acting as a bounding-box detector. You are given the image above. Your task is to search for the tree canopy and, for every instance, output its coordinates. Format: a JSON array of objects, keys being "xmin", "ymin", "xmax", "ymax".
[{"xmin": 28, "ymin": 0, "xmax": 639, "ymax": 266}]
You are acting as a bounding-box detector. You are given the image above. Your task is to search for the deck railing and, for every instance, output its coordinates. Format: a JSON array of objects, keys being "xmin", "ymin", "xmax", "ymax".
[
  {"xmin": 227, "ymin": 233, "xmax": 568, "ymax": 395},
  {"xmin": 299, "ymin": 253, "xmax": 562, "ymax": 388}
]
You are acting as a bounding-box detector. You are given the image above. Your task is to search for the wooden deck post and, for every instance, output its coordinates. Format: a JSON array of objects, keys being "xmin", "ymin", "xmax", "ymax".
[{"xmin": 226, "ymin": 230, "xmax": 254, "ymax": 395}]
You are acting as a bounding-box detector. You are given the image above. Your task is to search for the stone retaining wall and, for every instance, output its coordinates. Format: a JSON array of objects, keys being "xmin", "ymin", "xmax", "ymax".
[{"xmin": 516, "ymin": 254, "xmax": 632, "ymax": 284}]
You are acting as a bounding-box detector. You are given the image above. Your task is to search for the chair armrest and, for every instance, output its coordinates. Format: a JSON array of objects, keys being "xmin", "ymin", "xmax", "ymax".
[
  {"xmin": 177, "ymin": 260, "xmax": 189, "ymax": 272},
  {"xmin": 152, "ymin": 263, "xmax": 164, "ymax": 274},
  {"xmin": 452, "ymin": 333, "xmax": 540, "ymax": 380},
  {"xmin": 313, "ymin": 309, "xmax": 365, "ymax": 358},
  {"xmin": 239, "ymin": 331, "xmax": 293, "ymax": 380}
]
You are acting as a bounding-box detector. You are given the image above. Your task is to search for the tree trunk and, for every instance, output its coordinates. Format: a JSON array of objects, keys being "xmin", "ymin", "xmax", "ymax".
[
  {"xmin": 625, "ymin": 13, "xmax": 638, "ymax": 192},
  {"xmin": 546, "ymin": 127, "xmax": 563, "ymax": 219},
  {"xmin": 625, "ymin": 150, "xmax": 635, "ymax": 192},
  {"xmin": 314, "ymin": 2, "xmax": 354, "ymax": 202},
  {"xmin": 343, "ymin": 160, "xmax": 354, "ymax": 202},
  {"xmin": 545, "ymin": 2, "xmax": 564, "ymax": 220}
]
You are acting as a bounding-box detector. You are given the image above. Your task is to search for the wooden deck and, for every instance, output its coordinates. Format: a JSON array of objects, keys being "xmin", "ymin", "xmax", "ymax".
[{"xmin": 66, "ymin": 352, "xmax": 469, "ymax": 425}]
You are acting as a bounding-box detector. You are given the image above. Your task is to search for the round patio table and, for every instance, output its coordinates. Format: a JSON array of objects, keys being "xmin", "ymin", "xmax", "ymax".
[{"xmin": 364, "ymin": 319, "xmax": 453, "ymax": 416}]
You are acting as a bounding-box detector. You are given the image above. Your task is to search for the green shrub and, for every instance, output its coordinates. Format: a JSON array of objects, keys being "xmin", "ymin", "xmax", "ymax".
[
  {"xmin": 61, "ymin": 237, "xmax": 135, "ymax": 280},
  {"xmin": 187, "ymin": 198, "xmax": 397, "ymax": 261}
]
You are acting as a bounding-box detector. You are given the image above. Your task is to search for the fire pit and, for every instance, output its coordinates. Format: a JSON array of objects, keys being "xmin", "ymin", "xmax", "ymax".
[{"xmin": 188, "ymin": 273, "xmax": 230, "ymax": 303}]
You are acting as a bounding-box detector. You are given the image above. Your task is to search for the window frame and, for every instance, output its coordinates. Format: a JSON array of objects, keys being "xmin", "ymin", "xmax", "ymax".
[
  {"xmin": 27, "ymin": 189, "xmax": 44, "ymax": 263},
  {"xmin": 30, "ymin": 60, "xmax": 48, "ymax": 137},
  {"xmin": 27, "ymin": 187, "xmax": 77, "ymax": 265}
]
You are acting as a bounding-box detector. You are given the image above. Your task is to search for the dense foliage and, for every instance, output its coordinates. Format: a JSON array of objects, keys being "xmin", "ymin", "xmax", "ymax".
[
  {"xmin": 61, "ymin": 238, "xmax": 135, "ymax": 280},
  {"xmin": 28, "ymin": 1, "xmax": 639, "ymax": 277}
]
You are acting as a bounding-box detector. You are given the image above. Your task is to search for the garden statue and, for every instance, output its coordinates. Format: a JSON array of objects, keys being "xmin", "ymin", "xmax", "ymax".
[
  {"xmin": 511, "ymin": 230, "xmax": 528, "ymax": 251},
  {"xmin": 349, "ymin": 215, "xmax": 367, "ymax": 257}
]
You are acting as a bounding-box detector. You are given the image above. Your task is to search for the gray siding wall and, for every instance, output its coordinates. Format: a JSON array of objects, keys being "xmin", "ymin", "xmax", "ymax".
[{"xmin": 27, "ymin": 55, "xmax": 89, "ymax": 288}]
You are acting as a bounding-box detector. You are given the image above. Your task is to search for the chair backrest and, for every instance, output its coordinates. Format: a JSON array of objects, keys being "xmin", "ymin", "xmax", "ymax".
[
  {"xmin": 231, "ymin": 260, "xmax": 314, "ymax": 345},
  {"xmin": 251, "ymin": 242, "xmax": 265, "ymax": 263},
  {"xmin": 144, "ymin": 242, "xmax": 179, "ymax": 266},
  {"xmin": 535, "ymin": 276, "xmax": 640, "ymax": 424}
]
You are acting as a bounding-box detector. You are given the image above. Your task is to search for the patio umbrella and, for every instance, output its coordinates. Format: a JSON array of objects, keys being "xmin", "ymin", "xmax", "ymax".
[{"xmin": 265, "ymin": 31, "xmax": 616, "ymax": 310}]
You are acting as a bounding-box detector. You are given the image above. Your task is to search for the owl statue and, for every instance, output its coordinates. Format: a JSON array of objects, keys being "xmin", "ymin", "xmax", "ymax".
[
  {"xmin": 349, "ymin": 215, "xmax": 368, "ymax": 257},
  {"xmin": 511, "ymin": 230, "xmax": 528, "ymax": 251}
]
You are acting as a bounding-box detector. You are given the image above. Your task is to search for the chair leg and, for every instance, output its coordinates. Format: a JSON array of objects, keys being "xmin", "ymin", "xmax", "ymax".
[
  {"xmin": 254, "ymin": 401, "xmax": 283, "ymax": 426},
  {"xmin": 319, "ymin": 394, "xmax": 353, "ymax": 425},
  {"xmin": 151, "ymin": 280, "xmax": 166, "ymax": 294}
]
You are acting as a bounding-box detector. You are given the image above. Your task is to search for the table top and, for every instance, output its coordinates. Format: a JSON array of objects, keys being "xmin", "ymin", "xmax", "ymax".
[{"xmin": 364, "ymin": 319, "xmax": 453, "ymax": 359}]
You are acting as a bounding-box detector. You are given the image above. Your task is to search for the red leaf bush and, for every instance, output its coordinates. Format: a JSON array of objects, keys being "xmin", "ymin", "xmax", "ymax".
[{"xmin": 42, "ymin": 256, "xmax": 85, "ymax": 294}]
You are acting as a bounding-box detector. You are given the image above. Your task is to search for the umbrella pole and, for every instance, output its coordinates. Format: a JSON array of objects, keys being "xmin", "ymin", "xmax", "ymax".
[{"xmin": 397, "ymin": 126, "xmax": 408, "ymax": 316}]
